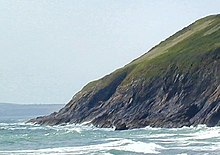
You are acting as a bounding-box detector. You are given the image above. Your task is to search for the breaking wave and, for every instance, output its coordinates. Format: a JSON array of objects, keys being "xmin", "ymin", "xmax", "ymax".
[{"xmin": 1, "ymin": 122, "xmax": 220, "ymax": 154}]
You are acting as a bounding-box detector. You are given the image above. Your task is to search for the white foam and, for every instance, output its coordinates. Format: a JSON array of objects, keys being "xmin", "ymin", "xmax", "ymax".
[
  {"xmin": 81, "ymin": 120, "xmax": 92, "ymax": 125},
  {"xmin": 143, "ymin": 126, "xmax": 162, "ymax": 130},
  {"xmin": 191, "ymin": 128, "xmax": 220, "ymax": 140},
  {"xmin": 0, "ymin": 123, "xmax": 9, "ymax": 126},
  {"xmin": 171, "ymin": 142, "xmax": 220, "ymax": 152},
  {"xmin": 0, "ymin": 139, "xmax": 164, "ymax": 155},
  {"xmin": 116, "ymin": 140, "xmax": 164, "ymax": 154},
  {"xmin": 102, "ymin": 153, "xmax": 114, "ymax": 155},
  {"xmin": 148, "ymin": 133, "xmax": 177, "ymax": 138}
]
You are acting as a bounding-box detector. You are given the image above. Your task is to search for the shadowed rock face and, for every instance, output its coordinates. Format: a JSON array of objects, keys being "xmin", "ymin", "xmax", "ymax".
[{"xmin": 28, "ymin": 15, "xmax": 220, "ymax": 130}]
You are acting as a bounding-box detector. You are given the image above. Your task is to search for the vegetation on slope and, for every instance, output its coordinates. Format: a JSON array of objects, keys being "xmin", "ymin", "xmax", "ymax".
[{"xmin": 80, "ymin": 14, "xmax": 220, "ymax": 92}]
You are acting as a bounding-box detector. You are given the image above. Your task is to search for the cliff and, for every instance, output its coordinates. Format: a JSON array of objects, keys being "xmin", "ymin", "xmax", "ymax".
[{"xmin": 29, "ymin": 15, "xmax": 220, "ymax": 130}]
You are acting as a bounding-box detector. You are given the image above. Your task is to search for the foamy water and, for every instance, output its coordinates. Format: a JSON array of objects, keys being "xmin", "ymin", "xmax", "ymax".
[{"xmin": 1, "ymin": 120, "xmax": 220, "ymax": 155}]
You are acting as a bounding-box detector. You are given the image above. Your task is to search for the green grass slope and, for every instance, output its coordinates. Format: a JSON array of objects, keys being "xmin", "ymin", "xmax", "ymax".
[{"xmin": 81, "ymin": 14, "xmax": 220, "ymax": 93}]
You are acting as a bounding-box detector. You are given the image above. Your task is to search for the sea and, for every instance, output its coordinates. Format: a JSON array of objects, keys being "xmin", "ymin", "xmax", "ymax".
[{"xmin": 0, "ymin": 103, "xmax": 220, "ymax": 155}]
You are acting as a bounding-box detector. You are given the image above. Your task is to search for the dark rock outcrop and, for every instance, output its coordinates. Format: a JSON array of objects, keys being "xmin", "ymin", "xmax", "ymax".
[{"xmin": 28, "ymin": 15, "xmax": 220, "ymax": 130}]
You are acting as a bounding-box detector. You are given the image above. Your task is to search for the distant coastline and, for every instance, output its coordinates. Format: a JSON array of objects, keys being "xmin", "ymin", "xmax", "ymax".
[
  {"xmin": 0, "ymin": 102, "xmax": 65, "ymax": 105},
  {"xmin": 0, "ymin": 103, "xmax": 64, "ymax": 122}
]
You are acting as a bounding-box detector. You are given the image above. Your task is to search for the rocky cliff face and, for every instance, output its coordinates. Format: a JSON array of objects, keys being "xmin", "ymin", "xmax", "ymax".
[{"xmin": 29, "ymin": 15, "xmax": 220, "ymax": 130}]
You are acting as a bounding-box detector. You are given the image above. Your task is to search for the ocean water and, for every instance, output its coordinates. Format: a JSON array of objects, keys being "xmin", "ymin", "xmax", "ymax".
[{"xmin": 0, "ymin": 104, "xmax": 220, "ymax": 155}]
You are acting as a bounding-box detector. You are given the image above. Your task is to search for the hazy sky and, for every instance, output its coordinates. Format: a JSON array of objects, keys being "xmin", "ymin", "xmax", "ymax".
[{"xmin": 1, "ymin": 0, "xmax": 220, "ymax": 104}]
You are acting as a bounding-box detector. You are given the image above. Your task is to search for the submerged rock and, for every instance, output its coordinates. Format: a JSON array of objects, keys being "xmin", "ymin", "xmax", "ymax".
[{"xmin": 115, "ymin": 123, "xmax": 128, "ymax": 131}]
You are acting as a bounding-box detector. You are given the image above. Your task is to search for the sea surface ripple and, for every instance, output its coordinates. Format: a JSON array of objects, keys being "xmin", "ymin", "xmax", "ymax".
[{"xmin": 1, "ymin": 120, "xmax": 220, "ymax": 155}]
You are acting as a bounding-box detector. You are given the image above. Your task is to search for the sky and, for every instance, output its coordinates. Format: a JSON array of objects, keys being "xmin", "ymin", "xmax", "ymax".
[{"xmin": 1, "ymin": 0, "xmax": 220, "ymax": 104}]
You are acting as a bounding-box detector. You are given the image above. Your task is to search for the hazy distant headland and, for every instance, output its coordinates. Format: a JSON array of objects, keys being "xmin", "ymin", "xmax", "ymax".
[{"xmin": 0, "ymin": 103, "xmax": 64, "ymax": 122}]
